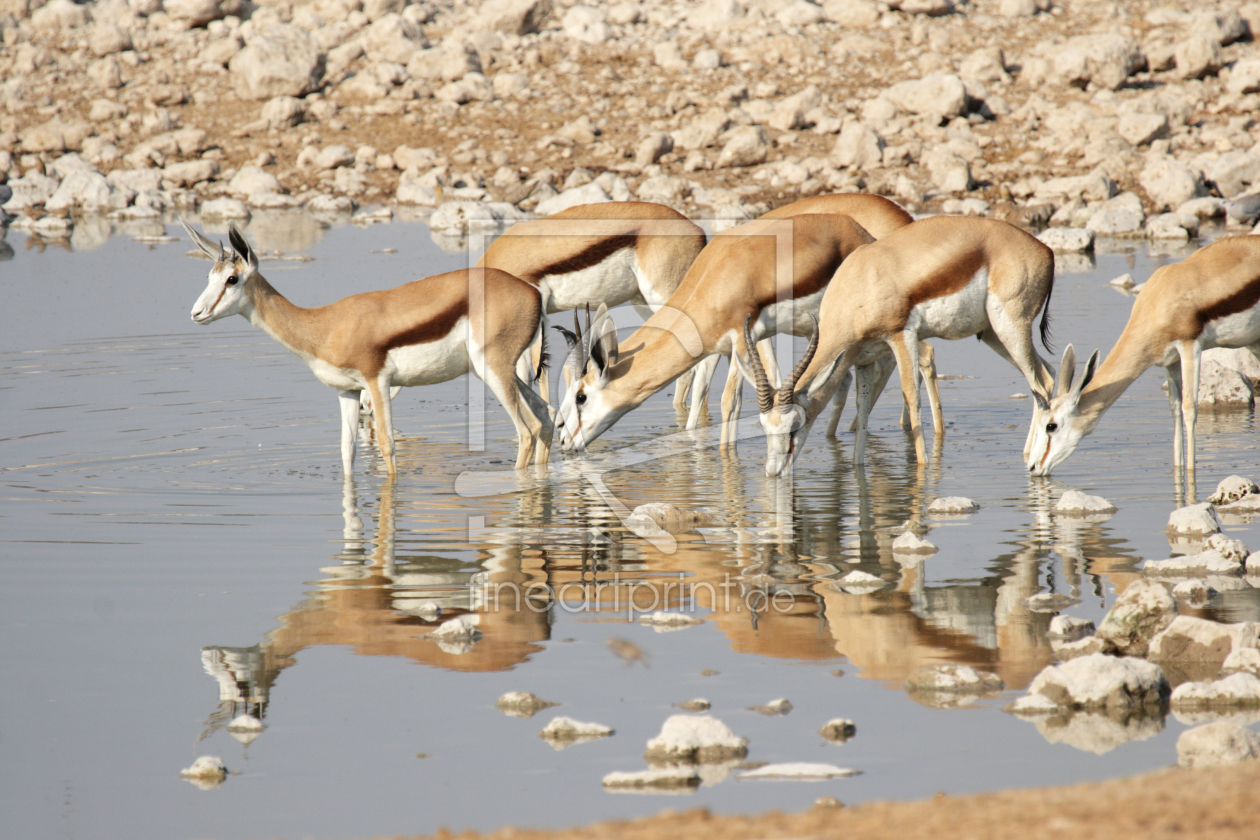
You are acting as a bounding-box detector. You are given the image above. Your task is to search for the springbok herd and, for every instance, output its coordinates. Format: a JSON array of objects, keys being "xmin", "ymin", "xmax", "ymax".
[{"xmin": 183, "ymin": 195, "xmax": 1260, "ymax": 480}]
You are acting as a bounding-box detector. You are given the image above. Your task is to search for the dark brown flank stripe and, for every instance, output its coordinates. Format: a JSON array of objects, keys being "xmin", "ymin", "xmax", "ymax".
[
  {"xmin": 531, "ymin": 234, "xmax": 638, "ymax": 279},
  {"xmin": 1197, "ymin": 272, "xmax": 1260, "ymax": 332},
  {"xmin": 381, "ymin": 296, "xmax": 469, "ymax": 353},
  {"xmin": 906, "ymin": 245, "xmax": 987, "ymax": 310}
]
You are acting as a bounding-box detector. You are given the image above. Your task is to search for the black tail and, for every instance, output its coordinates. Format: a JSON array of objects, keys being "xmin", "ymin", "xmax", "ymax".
[
  {"xmin": 1038, "ymin": 269, "xmax": 1054, "ymax": 352},
  {"xmin": 533, "ymin": 316, "xmax": 549, "ymax": 384}
]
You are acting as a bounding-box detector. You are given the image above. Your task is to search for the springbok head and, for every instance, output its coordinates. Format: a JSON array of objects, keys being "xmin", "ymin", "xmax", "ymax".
[
  {"xmin": 1026, "ymin": 344, "xmax": 1100, "ymax": 476},
  {"xmin": 555, "ymin": 303, "xmax": 625, "ymax": 452},
  {"xmin": 733, "ymin": 314, "xmax": 819, "ymax": 477},
  {"xmin": 184, "ymin": 220, "xmax": 259, "ymax": 325}
]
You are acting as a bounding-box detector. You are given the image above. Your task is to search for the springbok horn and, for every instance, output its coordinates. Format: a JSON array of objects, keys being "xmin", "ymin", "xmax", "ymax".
[
  {"xmin": 777, "ymin": 318, "xmax": 819, "ymax": 406},
  {"xmin": 744, "ymin": 315, "xmax": 774, "ymax": 414},
  {"xmin": 218, "ymin": 240, "xmax": 227, "ymax": 261}
]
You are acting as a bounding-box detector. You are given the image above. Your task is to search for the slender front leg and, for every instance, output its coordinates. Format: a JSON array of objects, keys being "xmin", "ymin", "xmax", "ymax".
[
  {"xmin": 338, "ymin": 389, "xmax": 362, "ymax": 477},
  {"xmin": 850, "ymin": 355, "xmax": 895, "ymax": 433},
  {"xmin": 889, "ymin": 332, "xmax": 926, "ymax": 463},
  {"xmin": 824, "ymin": 368, "xmax": 853, "ymax": 438},
  {"xmin": 853, "ymin": 362, "xmax": 875, "ymax": 465},
  {"xmin": 685, "ymin": 354, "xmax": 721, "ymax": 430},
  {"xmin": 1180, "ymin": 340, "xmax": 1200, "ymax": 473},
  {"xmin": 1165, "ymin": 360, "xmax": 1184, "ymax": 468},
  {"xmin": 921, "ymin": 342, "xmax": 944, "ymax": 436},
  {"xmin": 719, "ymin": 358, "xmax": 742, "ymax": 448},
  {"xmin": 365, "ymin": 378, "xmax": 396, "ymax": 475}
]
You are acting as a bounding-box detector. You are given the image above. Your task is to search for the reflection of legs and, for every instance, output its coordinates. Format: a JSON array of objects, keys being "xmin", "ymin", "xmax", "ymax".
[
  {"xmin": 1180, "ymin": 340, "xmax": 1200, "ymax": 473},
  {"xmin": 338, "ymin": 389, "xmax": 361, "ymax": 477},
  {"xmin": 889, "ymin": 332, "xmax": 926, "ymax": 462},
  {"xmin": 1165, "ymin": 360, "xmax": 1184, "ymax": 467},
  {"xmin": 850, "ymin": 354, "xmax": 896, "ymax": 433}
]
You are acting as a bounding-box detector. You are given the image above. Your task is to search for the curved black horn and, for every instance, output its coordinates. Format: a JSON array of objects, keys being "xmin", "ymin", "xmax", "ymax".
[
  {"xmin": 743, "ymin": 315, "xmax": 773, "ymax": 414},
  {"xmin": 777, "ymin": 318, "xmax": 819, "ymax": 406}
]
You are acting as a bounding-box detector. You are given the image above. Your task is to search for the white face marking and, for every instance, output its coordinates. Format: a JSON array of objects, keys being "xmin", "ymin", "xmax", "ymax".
[
  {"xmin": 557, "ymin": 373, "xmax": 620, "ymax": 452},
  {"xmin": 191, "ymin": 259, "xmax": 248, "ymax": 324},
  {"xmin": 1026, "ymin": 396, "xmax": 1086, "ymax": 476},
  {"xmin": 761, "ymin": 404, "xmax": 805, "ymax": 477}
]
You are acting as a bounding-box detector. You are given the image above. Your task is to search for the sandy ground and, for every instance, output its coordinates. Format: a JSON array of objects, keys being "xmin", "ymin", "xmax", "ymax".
[{"xmin": 382, "ymin": 760, "xmax": 1260, "ymax": 840}]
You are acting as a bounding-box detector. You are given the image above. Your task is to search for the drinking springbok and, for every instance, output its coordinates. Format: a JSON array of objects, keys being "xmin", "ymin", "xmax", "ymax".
[
  {"xmin": 476, "ymin": 201, "xmax": 708, "ymax": 409},
  {"xmin": 555, "ymin": 195, "xmax": 939, "ymax": 451},
  {"xmin": 1028, "ymin": 235, "xmax": 1260, "ymax": 476},
  {"xmin": 744, "ymin": 216, "xmax": 1056, "ymax": 476},
  {"xmin": 182, "ymin": 221, "xmax": 553, "ymax": 475}
]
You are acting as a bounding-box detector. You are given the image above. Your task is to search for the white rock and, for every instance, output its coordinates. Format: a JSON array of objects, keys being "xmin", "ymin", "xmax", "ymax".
[
  {"xmin": 1036, "ymin": 173, "xmax": 1115, "ymax": 203},
  {"xmin": 1049, "ymin": 615, "xmax": 1096, "ymax": 641},
  {"xmin": 180, "ymin": 755, "xmax": 227, "ymax": 787},
  {"xmin": 637, "ymin": 175, "xmax": 691, "ymax": 204},
  {"xmin": 227, "ymin": 714, "xmax": 264, "ymax": 745},
  {"xmin": 539, "ymin": 716, "xmax": 614, "ymax": 745},
  {"xmin": 1176, "ymin": 35, "xmax": 1223, "ymax": 80},
  {"xmin": 361, "ymin": 13, "xmax": 428, "ymax": 64},
  {"xmin": 1055, "ymin": 490, "xmax": 1116, "ymax": 515},
  {"xmin": 1228, "ymin": 59, "xmax": 1260, "ymax": 95},
  {"xmin": 748, "ymin": 698, "xmax": 793, "ymax": 715},
  {"xmin": 31, "ymin": 0, "xmax": 88, "ymax": 29},
  {"xmin": 165, "ymin": 0, "xmax": 242, "ymax": 26},
  {"xmin": 1117, "ymin": 112, "xmax": 1169, "ymax": 147},
  {"xmin": 1177, "ymin": 721, "xmax": 1260, "ymax": 768},
  {"xmin": 693, "ymin": 49, "xmax": 723, "ymax": 70},
  {"xmin": 644, "ymin": 715, "xmax": 747, "ymax": 763},
  {"xmin": 1205, "ymin": 152, "xmax": 1260, "ymax": 200},
  {"xmin": 261, "ymin": 96, "xmax": 306, "ymax": 130},
  {"xmin": 1223, "ymin": 648, "xmax": 1260, "ymax": 676},
  {"xmin": 1140, "ymin": 156, "xmax": 1204, "ymax": 213},
  {"xmin": 1109, "ymin": 273, "xmax": 1136, "ymax": 290},
  {"xmin": 1011, "ymin": 654, "xmax": 1168, "ymax": 713},
  {"xmin": 45, "ymin": 170, "xmax": 114, "ymax": 213},
  {"xmin": 1094, "ymin": 580, "xmax": 1177, "ymax": 656},
  {"xmin": 496, "ymin": 691, "xmax": 557, "ymax": 718},
  {"xmin": 892, "ymin": 531, "xmax": 937, "ymax": 554},
  {"xmin": 832, "ymin": 121, "xmax": 885, "ymax": 172},
  {"xmin": 819, "ymin": 718, "xmax": 857, "ymax": 742},
  {"xmin": 474, "ymin": 0, "xmax": 553, "ymax": 35},
  {"xmin": 625, "ymin": 502, "xmax": 709, "ymax": 537},
  {"xmin": 1196, "ymin": 358, "xmax": 1255, "ymax": 407},
  {"xmin": 493, "ymin": 72, "xmax": 530, "ymax": 98},
  {"xmin": 905, "ymin": 664, "xmax": 1004, "ymax": 694},
  {"xmin": 1206, "ymin": 534, "xmax": 1250, "ymax": 564},
  {"xmin": 1168, "ymin": 503, "xmax": 1222, "ymax": 536},
  {"xmin": 639, "ymin": 611, "xmax": 704, "ymax": 630},
  {"xmin": 716, "ymin": 125, "xmax": 770, "ymax": 168},
  {"xmin": 1028, "ymin": 708, "xmax": 1164, "ymax": 755},
  {"xmin": 230, "ymin": 25, "xmax": 325, "ymax": 101},
  {"xmin": 561, "ymin": 5, "xmax": 610, "ymax": 44},
  {"xmin": 602, "ymin": 766, "xmax": 699, "ymax": 790},
  {"xmin": 1172, "ymin": 579, "xmax": 1215, "ymax": 606},
  {"xmin": 425, "ymin": 614, "xmax": 482, "ymax": 640},
  {"xmin": 1171, "ymin": 673, "xmax": 1260, "ymax": 710},
  {"xmin": 837, "ymin": 570, "xmax": 884, "ymax": 593},
  {"xmin": 3, "ymin": 173, "xmax": 60, "ymax": 212},
  {"xmin": 228, "ymin": 166, "xmax": 283, "ymax": 199},
  {"xmin": 1203, "ymin": 351, "xmax": 1260, "ymax": 389},
  {"xmin": 1148, "ymin": 616, "xmax": 1258, "ymax": 666},
  {"xmin": 883, "ymin": 73, "xmax": 967, "ymax": 120},
  {"xmin": 776, "ymin": 1, "xmax": 825, "ymax": 26},
  {"xmin": 533, "ymin": 182, "xmax": 611, "ymax": 216},
  {"xmin": 1037, "ymin": 228, "xmax": 1095, "ymax": 253},
  {"xmin": 307, "ymin": 195, "xmax": 356, "ymax": 214},
  {"xmin": 1144, "ymin": 549, "xmax": 1241, "ymax": 577},
  {"xmin": 90, "ymin": 24, "xmax": 133, "ymax": 58},
  {"xmin": 927, "ymin": 496, "xmax": 980, "ymax": 515},
  {"xmin": 738, "ymin": 762, "xmax": 860, "ymax": 780},
  {"xmin": 199, "ymin": 198, "xmax": 251, "ymax": 220},
  {"xmin": 1146, "ymin": 213, "xmax": 1189, "ymax": 241},
  {"xmin": 1085, "ymin": 191, "xmax": 1146, "ymax": 236},
  {"xmin": 1057, "ymin": 33, "xmax": 1143, "ymax": 90}
]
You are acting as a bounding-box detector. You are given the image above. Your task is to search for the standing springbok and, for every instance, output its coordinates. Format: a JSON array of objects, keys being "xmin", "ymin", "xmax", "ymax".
[
  {"xmin": 555, "ymin": 212, "xmax": 878, "ymax": 452},
  {"xmin": 1028, "ymin": 235, "xmax": 1260, "ymax": 476},
  {"xmin": 182, "ymin": 221, "xmax": 553, "ymax": 475},
  {"xmin": 476, "ymin": 201, "xmax": 708, "ymax": 409},
  {"xmin": 744, "ymin": 216, "xmax": 1056, "ymax": 477}
]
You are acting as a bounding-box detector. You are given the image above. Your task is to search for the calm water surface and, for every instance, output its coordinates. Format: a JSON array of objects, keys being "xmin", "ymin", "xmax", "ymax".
[{"xmin": 2, "ymin": 212, "xmax": 1259, "ymax": 840}]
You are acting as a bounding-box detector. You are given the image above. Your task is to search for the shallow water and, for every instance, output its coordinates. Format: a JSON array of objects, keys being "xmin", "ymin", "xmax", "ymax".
[{"xmin": 3, "ymin": 213, "xmax": 1259, "ymax": 840}]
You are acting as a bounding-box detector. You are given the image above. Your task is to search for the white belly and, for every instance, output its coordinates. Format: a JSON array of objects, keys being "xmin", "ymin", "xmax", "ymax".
[
  {"xmin": 1201, "ymin": 304, "xmax": 1260, "ymax": 350},
  {"xmin": 307, "ymin": 358, "xmax": 363, "ymax": 391},
  {"xmin": 543, "ymin": 247, "xmax": 639, "ymax": 312},
  {"xmin": 912, "ymin": 267, "xmax": 991, "ymax": 340},
  {"xmin": 757, "ymin": 287, "xmax": 827, "ymax": 337},
  {"xmin": 386, "ymin": 316, "xmax": 471, "ymax": 386}
]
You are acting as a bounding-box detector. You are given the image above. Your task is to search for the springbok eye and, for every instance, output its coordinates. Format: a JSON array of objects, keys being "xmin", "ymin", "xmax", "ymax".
[
  {"xmin": 1046, "ymin": 422, "xmax": 1058, "ymax": 433},
  {"xmin": 226, "ymin": 275, "xmax": 239, "ymax": 286},
  {"xmin": 575, "ymin": 392, "xmax": 587, "ymax": 406}
]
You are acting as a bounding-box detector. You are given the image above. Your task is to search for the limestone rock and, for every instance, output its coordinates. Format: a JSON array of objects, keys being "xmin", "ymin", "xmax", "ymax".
[
  {"xmin": 1205, "ymin": 153, "xmax": 1260, "ymax": 200},
  {"xmin": 1167, "ymin": 503, "xmax": 1222, "ymax": 536},
  {"xmin": 1049, "ymin": 616, "xmax": 1096, "ymax": 642},
  {"xmin": 45, "ymin": 170, "xmax": 113, "ymax": 213},
  {"xmin": 927, "ymin": 497, "xmax": 979, "ymax": 514},
  {"xmin": 888, "ymin": 0, "xmax": 952, "ymax": 15},
  {"xmin": 180, "ymin": 755, "xmax": 227, "ymax": 788},
  {"xmin": 495, "ymin": 691, "xmax": 557, "ymax": 718},
  {"xmin": 1085, "ymin": 192, "xmax": 1145, "ymax": 236},
  {"xmin": 1057, "ymin": 34, "xmax": 1144, "ymax": 90},
  {"xmin": 1054, "ymin": 491, "xmax": 1117, "ymax": 515},
  {"xmin": 1117, "ymin": 112, "xmax": 1168, "ymax": 147},
  {"xmin": 261, "ymin": 96, "xmax": 306, "ymax": 130},
  {"xmin": 533, "ymin": 182, "xmax": 611, "ymax": 216},
  {"xmin": 163, "ymin": 160, "xmax": 219, "ymax": 188},
  {"xmin": 1177, "ymin": 721, "xmax": 1260, "ymax": 768},
  {"xmin": 561, "ymin": 5, "xmax": 610, "ymax": 44},
  {"xmin": 635, "ymin": 132, "xmax": 674, "ymax": 167},
  {"xmin": 165, "ymin": 0, "xmax": 243, "ymax": 26},
  {"xmin": 1140, "ymin": 155, "xmax": 1204, "ymax": 212},
  {"xmin": 199, "ymin": 197, "xmax": 251, "ymax": 220},
  {"xmin": 822, "ymin": 0, "xmax": 880, "ymax": 28},
  {"xmin": 644, "ymin": 714, "xmax": 748, "ymax": 763},
  {"xmin": 1172, "ymin": 673, "xmax": 1260, "ymax": 710},
  {"xmin": 602, "ymin": 767, "xmax": 699, "ymax": 790},
  {"xmin": 1010, "ymin": 654, "xmax": 1169, "ymax": 713},
  {"xmin": 1053, "ymin": 636, "xmax": 1119, "ymax": 661},
  {"xmin": 1038, "ymin": 227, "xmax": 1095, "ymax": 253},
  {"xmin": 905, "ymin": 664, "xmax": 1004, "ymax": 695},
  {"xmin": 539, "ymin": 716, "xmax": 613, "ymax": 747},
  {"xmin": 362, "ymin": 13, "xmax": 428, "ymax": 64},
  {"xmin": 1148, "ymin": 617, "xmax": 1258, "ymax": 670},
  {"xmin": 228, "ymin": 166, "xmax": 283, "ymax": 199},
  {"xmin": 1144, "ymin": 549, "xmax": 1241, "ymax": 577},
  {"xmin": 716, "ymin": 126, "xmax": 770, "ymax": 168},
  {"xmin": 1209, "ymin": 475, "xmax": 1260, "ymax": 506},
  {"xmin": 832, "ymin": 121, "xmax": 884, "ymax": 172},
  {"xmin": 892, "ymin": 531, "xmax": 937, "ymax": 554},
  {"xmin": 1223, "ymin": 648, "xmax": 1260, "ymax": 677},
  {"xmin": 1146, "ymin": 213, "xmax": 1189, "ymax": 241},
  {"xmin": 230, "ymin": 25, "xmax": 325, "ymax": 101},
  {"xmin": 625, "ymin": 502, "xmax": 710, "ymax": 536},
  {"xmin": 1228, "ymin": 59, "xmax": 1260, "ymax": 95},
  {"xmin": 1036, "ymin": 173, "xmax": 1115, "ymax": 203},
  {"xmin": 89, "ymin": 24, "xmax": 133, "ymax": 57},
  {"xmin": 673, "ymin": 110, "xmax": 734, "ymax": 151},
  {"xmin": 819, "ymin": 718, "xmax": 857, "ymax": 742},
  {"xmin": 738, "ymin": 762, "xmax": 860, "ymax": 780},
  {"xmin": 922, "ymin": 145, "xmax": 972, "ymax": 193},
  {"xmin": 1172, "ymin": 579, "xmax": 1215, "ymax": 607},
  {"xmin": 474, "ymin": 0, "xmax": 553, "ymax": 35},
  {"xmin": 1176, "ymin": 35, "xmax": 1223, "ymax": 80},
  {"xmin": 1094, "ymin": 579, "xmax": 1177, "ymax": 656},
  {"xmin": 883, "ymin": 73, "xmax": 967, "ymax": 121}
]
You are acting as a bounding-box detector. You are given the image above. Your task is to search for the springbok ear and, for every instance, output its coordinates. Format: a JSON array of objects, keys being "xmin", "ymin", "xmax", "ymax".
[
  {"xmin": 594, "ymin": 313, "xmax": 618, "ymax": 369},
  {"xmin": 1054, "ymin": 344, "xmax": 1076, "ymax": 397},
  {"xmin": 1074, "ymin": 349, "xmax": 1100, "ymax": 397},
  {"xmin": 804, "ymin": 350, "xmax": 846, "ymax": 402},
  {"xmin": 181, "ymin": 217, "xmax": 220, "ymax": 260},
  {"xmin": 731, "ymin": 345, "xmax": 757, "ymax": 389},
  {"xmin": 552, "ymin": 325, "xmax": 578, "ymax": 351},
  {"xmin": 227, "ymin": 224, "xmax": 258, "ymax": 275},
  {"xmin": 1032, "ymin": 390, "xmax": 1050, "ymax": 412}
]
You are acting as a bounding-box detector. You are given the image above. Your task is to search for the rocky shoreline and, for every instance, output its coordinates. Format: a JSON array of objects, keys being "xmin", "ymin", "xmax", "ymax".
[{"xmin": 3, "ymin": 0, "xmax": 1260, "ymax": 251}]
